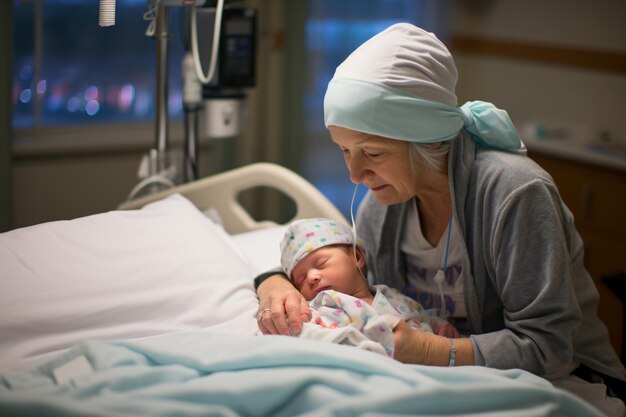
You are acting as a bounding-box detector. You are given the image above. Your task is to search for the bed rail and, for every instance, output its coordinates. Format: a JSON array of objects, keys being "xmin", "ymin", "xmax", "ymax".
[{"xmin": 117, "ymin": 162, "xmax": 348, "ymax": 234}]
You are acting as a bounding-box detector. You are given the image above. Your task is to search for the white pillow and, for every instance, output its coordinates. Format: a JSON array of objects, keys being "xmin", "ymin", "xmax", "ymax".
[
  {"xmin": 231, "ymin": 225, "xmax": 288, "ymax": 275},
  {"xmin": 0, "ymin": 194, "xmax": 260, "ymax": 373}
]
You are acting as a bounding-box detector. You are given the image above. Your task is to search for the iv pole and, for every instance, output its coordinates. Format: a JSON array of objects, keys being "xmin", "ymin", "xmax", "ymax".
[
  {"xmin": 100, "ymin": 0, "xmax": 238, "ymax": 199},
  {"xmin": 127, "ymin": 3, "xmax": 181, "ymax": 200},
  {"xmin": 148, "ymin": 1, "xmax": 220, "ymax": 187},
  {"xmin": 100, "ymin": 0, "xmax": 178, "ymax": 199},
  {"xmin": 153, "ymin": 5, "xmax": 170, "ymax": 178}
]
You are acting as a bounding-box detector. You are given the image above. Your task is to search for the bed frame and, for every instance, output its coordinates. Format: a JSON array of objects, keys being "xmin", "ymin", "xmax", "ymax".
[{"xmin": 118, "ymin": 162, "xmax": 348, "ymax": 234}]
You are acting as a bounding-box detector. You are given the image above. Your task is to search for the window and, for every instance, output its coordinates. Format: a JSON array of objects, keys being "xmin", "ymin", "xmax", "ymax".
[
  {"xmin": 295, "ymin": 0, "xmax": 450, "ymax": 219},
  {"xmin": 12, "ymin": 0, "xmax": 184, "ymax": 130}
]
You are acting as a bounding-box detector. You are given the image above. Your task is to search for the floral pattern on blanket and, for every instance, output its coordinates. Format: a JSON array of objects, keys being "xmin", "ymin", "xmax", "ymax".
[{"xmin": 304, "ymin": 285, "xmax": 434, "ymax": 357}]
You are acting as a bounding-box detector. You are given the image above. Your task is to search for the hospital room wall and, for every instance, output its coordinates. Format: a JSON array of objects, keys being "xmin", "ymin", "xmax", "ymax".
[
  {"xmin": 450, "ymin": 0, "xmax": 626, "ymax": 135},
  {"xmin": 3, "ymin": 0, "xmax": 286, "ymax": 231}
]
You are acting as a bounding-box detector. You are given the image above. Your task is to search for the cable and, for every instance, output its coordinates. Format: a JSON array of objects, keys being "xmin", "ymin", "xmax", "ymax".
[
  {"xmin": 127, "ymin": 173, "xmax": 176, "ymax": 201},
  {"xmin": 143, "ymin": 0, "xmax": 160, "ymax": 37},
  {"xmin": 442, "ymin": 211, "xmax": 453, "ymax": 275},
  {"xmin": 349, "ymin": 183, "xmax": 368, "ymax": 281},
  {"xmin": 434, "ymin": 211, "xmax": 454, "ymax": 320},
  {"xmin": 190, "ymin": 0, "xmax": 224, "ymax": 84}
]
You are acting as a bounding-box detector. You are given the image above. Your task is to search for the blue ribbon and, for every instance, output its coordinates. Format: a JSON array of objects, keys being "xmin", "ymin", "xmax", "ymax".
[{"xmin": 460, "ymin": 101, "xmax": 522, "ymax": 151}]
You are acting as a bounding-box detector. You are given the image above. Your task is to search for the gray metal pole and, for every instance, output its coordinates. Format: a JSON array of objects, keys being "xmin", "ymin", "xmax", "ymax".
[
  {"xmin": 154, "ymin": 5, "xmax": 170, "ymax": 173},
  {"xmin": 183, "ymin": 108, "xmax": 199, "ymax": 182}
]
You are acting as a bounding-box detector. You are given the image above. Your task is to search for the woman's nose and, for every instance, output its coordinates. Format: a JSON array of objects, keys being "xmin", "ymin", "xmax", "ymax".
[{"xmin": 347, "ymin": 154, "xmax": 368, "ymax": 184}]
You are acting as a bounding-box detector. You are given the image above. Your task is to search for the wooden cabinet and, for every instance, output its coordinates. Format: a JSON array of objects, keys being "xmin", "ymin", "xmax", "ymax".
[{"xmin": 529, "ymin": 151, "xmax": 626, "ymax": 357}]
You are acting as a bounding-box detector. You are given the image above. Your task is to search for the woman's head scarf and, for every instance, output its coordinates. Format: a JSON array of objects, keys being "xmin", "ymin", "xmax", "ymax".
[{"xmin": 323, "ymin": 23, "xmax": 522, "ymax": 151}]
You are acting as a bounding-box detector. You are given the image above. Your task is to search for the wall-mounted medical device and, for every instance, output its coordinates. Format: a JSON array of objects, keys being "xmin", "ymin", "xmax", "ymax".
[
  {"xmin": 183, "ymin": 2, "xmax": 257, "ymax": 181},
  {"xmin": 194, "ymin": 7, "xmax": 256, "ymax": 88},
  {"xmin": 190, "ymin": 6, "xmax": 257, "ymax": 140}
]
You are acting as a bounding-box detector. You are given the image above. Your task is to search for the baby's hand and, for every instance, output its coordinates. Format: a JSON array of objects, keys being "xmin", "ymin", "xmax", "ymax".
[{"xmin": 434, "ymin": 321, "xmax": 460, "ymax": 338}]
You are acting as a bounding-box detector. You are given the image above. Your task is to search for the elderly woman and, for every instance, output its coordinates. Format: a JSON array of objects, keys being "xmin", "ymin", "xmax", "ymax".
[{"xmin": 255, "ymin": 23, "xmax": 625, "ymax": 415}]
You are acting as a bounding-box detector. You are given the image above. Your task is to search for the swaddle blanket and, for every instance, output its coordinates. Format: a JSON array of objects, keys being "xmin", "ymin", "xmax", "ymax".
[{"xmin": 301, "ymin": 284, "xmax": 436, "ymax": 357}]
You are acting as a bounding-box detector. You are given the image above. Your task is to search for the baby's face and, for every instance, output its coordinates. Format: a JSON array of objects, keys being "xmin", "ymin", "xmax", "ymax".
[{"xmin": 291, "ymin": 246, "xmax": 368, "ymax": 301}]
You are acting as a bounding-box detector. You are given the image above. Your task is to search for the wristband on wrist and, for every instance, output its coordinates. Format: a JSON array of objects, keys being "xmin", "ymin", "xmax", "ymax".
[{"xmin": 448, "ymin": 338, "xmax": 456, "ymax": 367}]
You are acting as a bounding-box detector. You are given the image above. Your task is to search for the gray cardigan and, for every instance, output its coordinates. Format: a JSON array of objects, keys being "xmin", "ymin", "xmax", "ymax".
[{"xmin": 356, "ymin": 131, "xmax": 625, "ymax": 381}]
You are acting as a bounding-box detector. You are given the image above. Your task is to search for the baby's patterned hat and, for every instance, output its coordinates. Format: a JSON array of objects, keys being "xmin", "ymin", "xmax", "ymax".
[{"xmin": 280, "ymin": 218, "xmax": 359, "ymax": 278}]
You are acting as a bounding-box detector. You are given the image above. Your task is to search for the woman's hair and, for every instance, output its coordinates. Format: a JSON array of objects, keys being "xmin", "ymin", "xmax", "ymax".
[{"xmin": 407, "ymin": 140, "xmax": 451, "ymax": 172}]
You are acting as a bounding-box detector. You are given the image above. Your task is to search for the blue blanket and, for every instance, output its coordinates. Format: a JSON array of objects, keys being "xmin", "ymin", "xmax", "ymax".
[{"xmin": 0, "ymin": 331, "xmax": 602, "ymax": 417}]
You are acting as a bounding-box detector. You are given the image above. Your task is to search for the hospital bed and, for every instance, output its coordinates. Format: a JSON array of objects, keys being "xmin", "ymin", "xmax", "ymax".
[{"xmin": 0, "ymin": 163, "xmax": 604, "ymax": 416}]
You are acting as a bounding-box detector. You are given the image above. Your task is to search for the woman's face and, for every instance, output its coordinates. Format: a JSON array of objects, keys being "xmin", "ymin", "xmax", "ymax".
[
  {"xmin": 291, "ymin": 246, "xmax": 368, "ymax": 301},
  {"xmin": 329, "ymin": 125, "xmax": 420, "ymax": 205}
]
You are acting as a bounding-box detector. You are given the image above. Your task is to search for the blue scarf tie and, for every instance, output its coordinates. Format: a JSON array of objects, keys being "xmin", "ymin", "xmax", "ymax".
[{"xmin": 324, "ymin": 78, "xmax": 523, "ymax": 151}]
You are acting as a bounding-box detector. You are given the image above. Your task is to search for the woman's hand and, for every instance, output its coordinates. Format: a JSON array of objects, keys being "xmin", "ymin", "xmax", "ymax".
[
  {"xmin": 393, "ymin": 320, "xmax": 425, "ymax": 364},
  {"xmin": 393, "ymin": 321, "xmax": 474, "ymax": 366},
  {"xmin": 393, "ymin": 321, "xmax": 452, "ymax": 365},
  {"xmin": 256, "ymin": 275, "xmax": 311, "ymax": 336}
]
